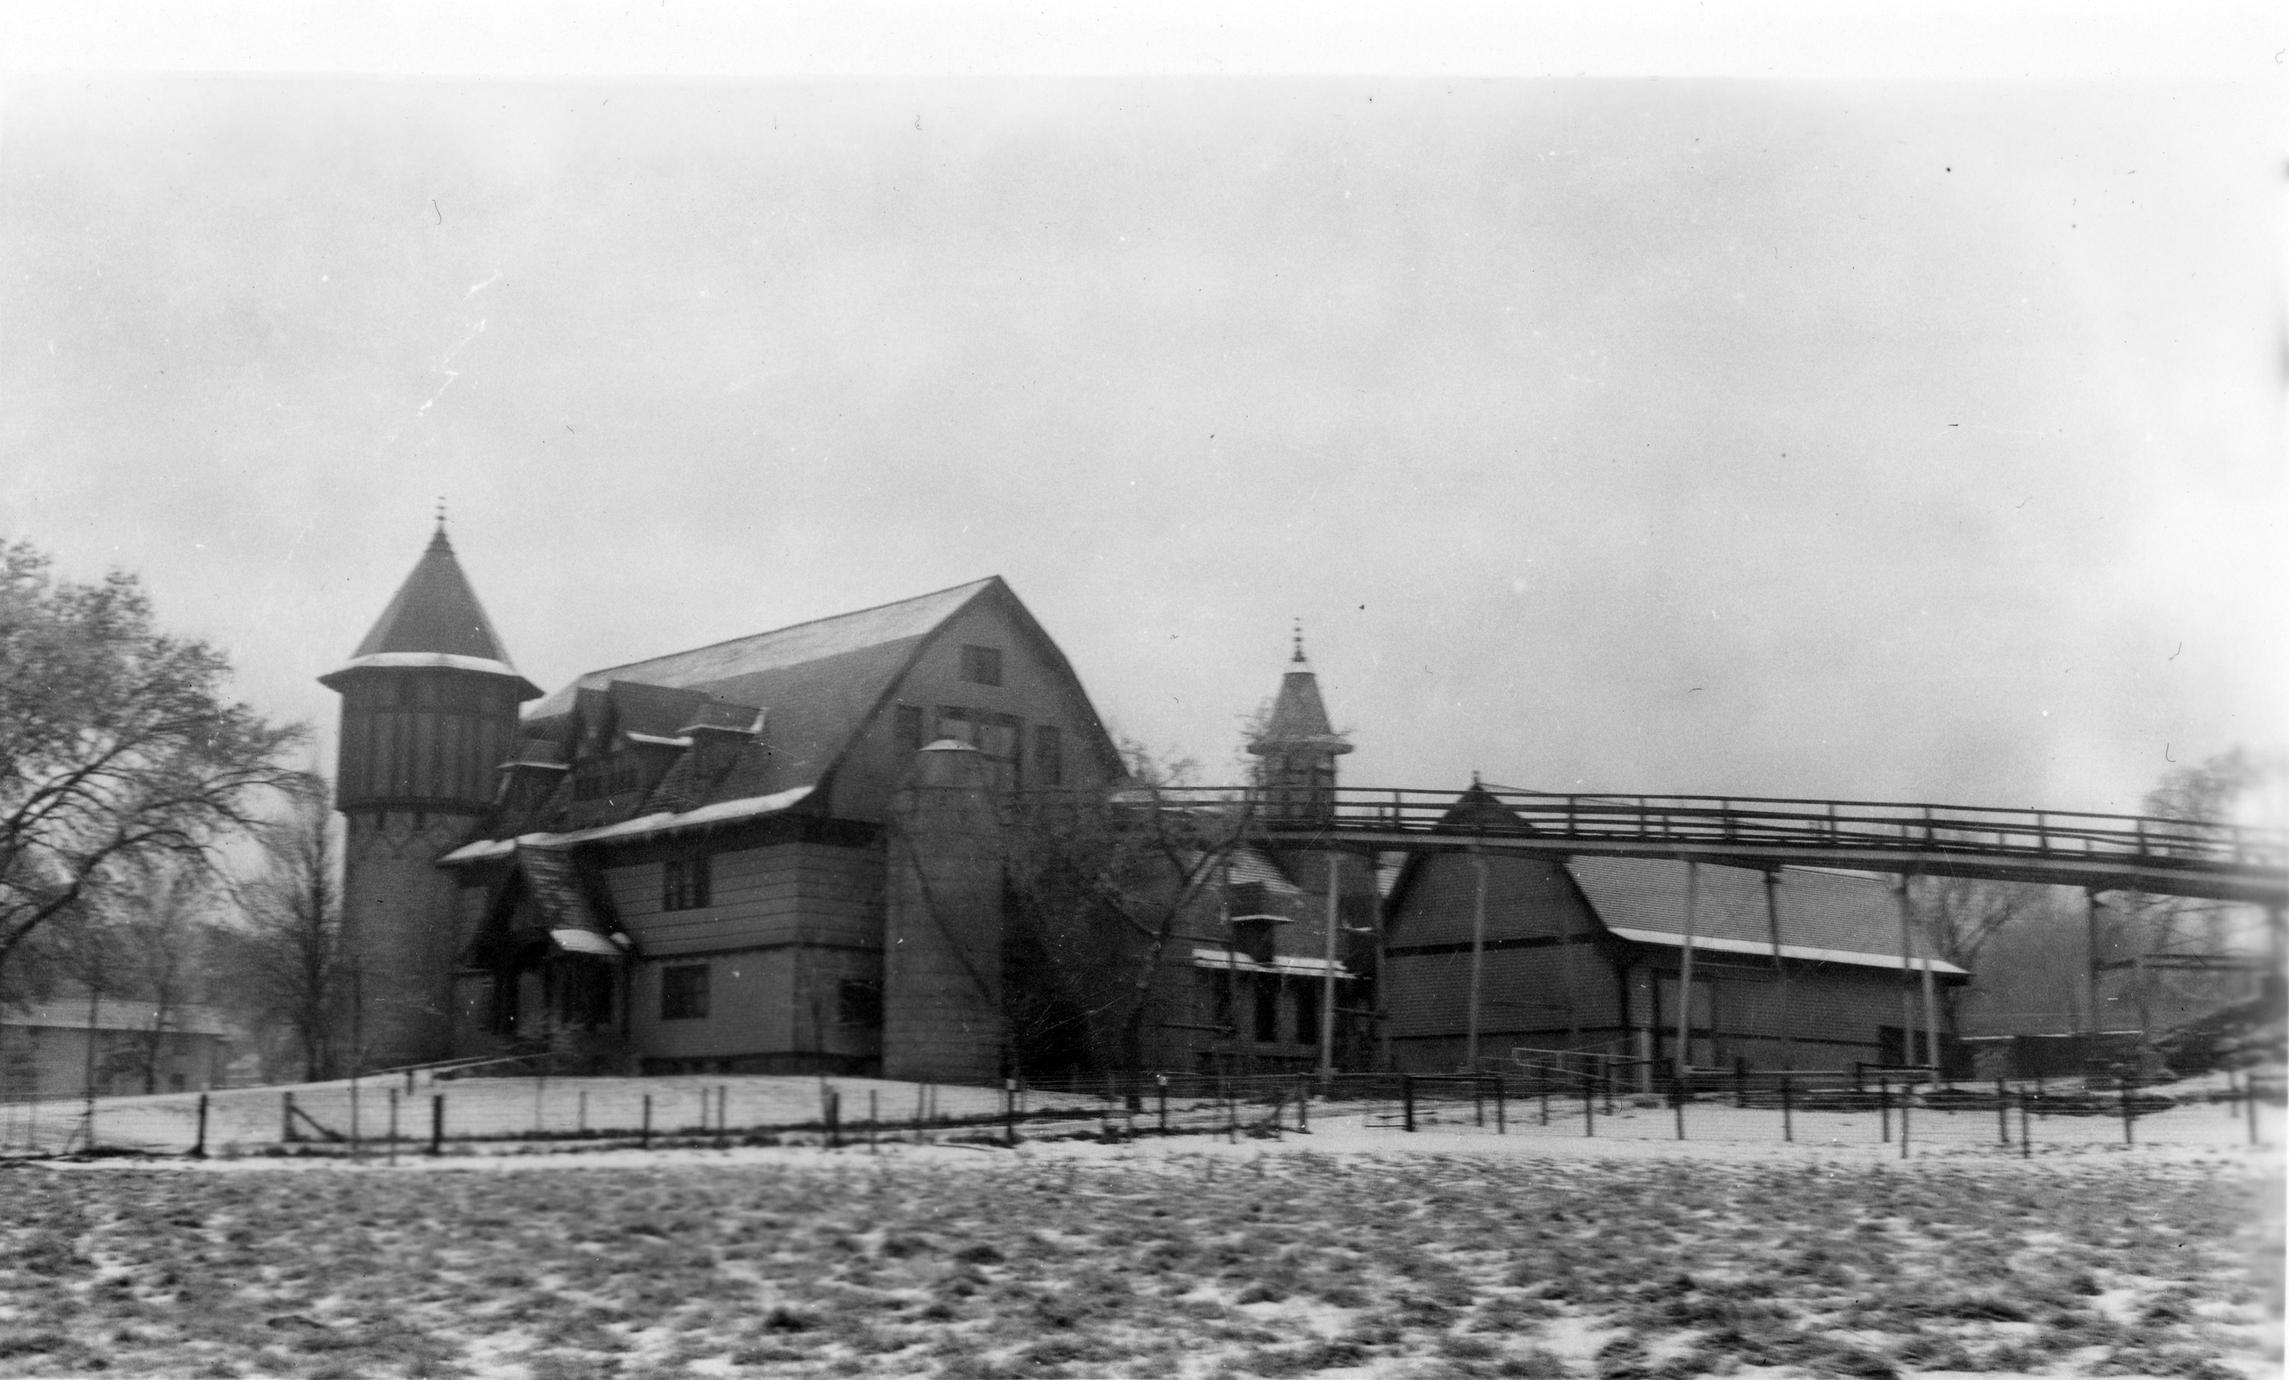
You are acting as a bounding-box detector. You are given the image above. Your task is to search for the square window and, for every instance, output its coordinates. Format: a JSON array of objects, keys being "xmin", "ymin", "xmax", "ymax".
[
  {"xmin": 663, "ymin": 855, "xmax": 712, "ymax": 911},
  {"xmin": 661, "ymin": 964, "xmax": 710, "ymax": 1021},
  {"xmin": 839, "ymin": 979, "xmax": 883, "ymax": 1028},
  {"xmin": 959, "ymin": 645, "xmax": 1004, "ymax": 686}
]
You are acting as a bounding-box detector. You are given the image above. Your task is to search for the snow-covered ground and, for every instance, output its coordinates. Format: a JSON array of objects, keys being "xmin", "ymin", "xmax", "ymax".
[{"xmin": 1, "ymin": 1122, "xmax": 2275, "ymax": 1379}]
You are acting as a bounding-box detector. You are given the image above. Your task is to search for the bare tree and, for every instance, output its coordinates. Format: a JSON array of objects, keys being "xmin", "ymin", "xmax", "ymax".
[
  {"xmin": 0, "ymin": 541, "xmax": 303, "ymax": 1009},
  {"xmin": 1002, "ymin": 745, "xmax": 1257, "ymax": 1079},
  {"xmin": 1919, "ymin": 874, "xmax": 2050, "ymax": 1034},
  {"xmin": 215, "ymin": 777, "xmax": 345, "ymax": 1082},
  {"xmin": 95, "ymin": 858, "xmax": 219, "ymax": 1094}
]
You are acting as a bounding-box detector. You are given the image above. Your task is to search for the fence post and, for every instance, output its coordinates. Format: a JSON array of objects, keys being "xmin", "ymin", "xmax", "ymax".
[
  {"xmin": 1402, "ymin": 1075, "xmax": 1416, "ymax": 1133},
  {"xmin": 1736, "ymin": 1058, "xmax": 1748, "ymax": 1109},
  {"xmin": 2019, "ymin": 1092, "xmax": 2032, "ymax": 1159},
  {"xmin": 1297, "ymin": 1075, "xmax": 1309, "ymax": 1133},
  {"xmin": 1004, "ymin": 1079, "xmax": 1018, "ymax": 1148},
  {"xmin": 1878, "ymin": 1077, "xmax": 1890, "ymax": 1143},
  {"xmin": 1494, "ymin": 1075, "xmax": 1507, "ymax": 1134},
  {"xmin": 1157, "ymin": 1074, "xmax": 1169, "ymax": 1136},
  {"xmin": 283, "ymin": 1090, "xmax": 296, "ymax": 1144},
  {"xmin": 1781, "ymin": 1074, "xmax": 1793, "ymax": 1144},
  {"xmin": 578, "ymin": 1090, "xmax": 588, "ymax": 1136},
  {"xmin": 1539, "ymin": 1086, "xmax": 1549, "ymax": 1126},
  {"xmin": 1474, "ymin": 1076, "xmax": 1485, "ymax": 1128},
  {"xmin": 1582, "ymin": 1078, "xmax": 1596, "ymax": 1137},
  {"xmin": 826, "ymin": 1090, "xmax": 841, "ymax": 1150},
  {"xmin": 1899, "ymin": 1084, "xmax": 1910, "ymax": 1159},
  {"xmin": 2120, "ymin": 1076, "xmax": 2134, "ymax": 1146},
  {"xmin": 1853, "ymin": 1060, "xmax": 1863, "ymax": 1095},
  {"xmin": 1603, "ymin": 1061, "xmax": 1614, "ymax": 1115},
  {"xmin": 2250, "ymin": 1080, "xmax": 2261, "ymax": 1147},
  {"xmin": 1996, "ymin": 1079, "xmax": 2009, "ymax": 1145},
  {"xmin": 1672, "ymin": 1075, "xmax": 1686, "ymax": 1141},
  {"xmin": 385, "ymin": 1089, "xmax": 398, "ymax": 1166},
  {"xmin": 640, "ymin": 1093, "xmax": 652, "ymax": 1150},
  {"xmin": 717, "ymin": 1085, "xmax": 730, "ymax": 1150},
  {"xmin": 191, "ymin": 1093, "xmax": 209, "ymax": 1159},
  {"xmin": 429, "ymin": 1093, "xmax": 444, "ymax": 1157},
  {"xmin": 869, "ymin": 1090, "xmax": 879, "ymax": 1152}
]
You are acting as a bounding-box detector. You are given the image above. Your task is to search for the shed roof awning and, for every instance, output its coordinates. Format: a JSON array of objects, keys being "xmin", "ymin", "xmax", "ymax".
[
  {"xmin": 550, "ymin": 928, "xmax": 625, "ymax": 957},
  {"xmin": 1603, "ymin": 926, "xmax": 1968, "ymax": 976},
  {"xmin": 1190, "ymin": 947, "xmax": 1356, "ymax": 979}
]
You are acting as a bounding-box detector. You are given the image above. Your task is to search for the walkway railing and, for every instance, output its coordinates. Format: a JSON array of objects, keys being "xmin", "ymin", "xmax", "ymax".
[{"xmin": 1061, "ymin": 786, "xmax": 2289, "ymax": 904}]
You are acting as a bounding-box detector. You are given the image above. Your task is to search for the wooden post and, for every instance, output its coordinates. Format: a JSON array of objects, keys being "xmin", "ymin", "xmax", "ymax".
[
  {"xmin": 1765, "ymin": 871, "xmax": 1794, "ymax": 1071},
  {"xmin": 640, "ymin": 1093, "xmax": 651, "ymax": 1150},
  {"xmin": 1004, "ymin": 1079, "xmax": 1017, "ymax": 1147},
  {"xmin": 2019, "ymin": 1092, "xmax": 2031, "ymax": 1159},
  {"xmin": 1474, "ymin": 1076, "xmax": 1485, "ymax": 1128},
  {"xmin": 1539, "ymin": 1087, "xmax": 1548, "ymax": 1126},
  {"xmin": 2120, "ymin": 1075, "xmax": 2134, "ymax": 1146},
  {"xmin": 578, "ymin": 1090, "xmax": 588, "ymax": 1135},
  {"xmin": 1321, "ymin": 852, "xmax": 1341, "ymax": 1088},
  {"xmin": 1157, "ymin": 1074, "xmax": 1169, "ymax": 1136},
  {"xmin": 192, "ymin": 1093, "xmax": 209, "ymax": 1159},
  {"xmin": 1675, "ymin": 862, "xmax": 1700, "ymax": 1081},
  {"xmin": 1402, "ymin": 1075, "xmax": 1415, "ymax": 1133},
  {"xmin": 429, "ymin": 1093, "xmax": 443, "ymax": 1157},
  {"xmin": 1494, "ymin": 1075, "xmax": 1506, "ymax": 1134},
  {"xmin": 1921, "ymin": 956, "xmax": 1942, "ymax": 1084},
  {"xmin": 386, "ymin": 1089, "xmax": 398, "ymax": 1166},
  {"xmin": 1899, "ymin": 1084, "xmax": 1910, "ymax": 1159},
  {"xmin": 1781, "ymin": 1074, "xmax": 1793, "ymax": 1144},
  {"xmin": 869, "ymin": 1090, "xmax": 879, "ymax": 1152},
  {"xmin": 1878, "ymin": 1077, "xmax": 1890, "ymax": 1143},
  {"xmin": 1735, "ymin": 1057, "xmax": 1747, "ymax": 1109},
  {"xmin": 2085, "ymin": 890, "xmax": 2104, "ymax": 1037},
  {"xmin": 1582, "ymin": 1077, "xmax": 1595, "ymax": 1137},
  {"xmin": 1465, "ymin": 850, "xmax": 1487, "ymax": 1071},
  {"xmin": 1672, "ymin": 1075, "xmax": 1686, "ymax": 1141},
  {"xmin": 1996, "ymin": 1079, "xmax": 2009, "ymax": 1145},
  {"xmin": 915, "ymin": 1082, "xmax": 928, "ymax": 1144},
  {"xmin": 2250, "ymin": 1080, "xmax": 2261, "ymax": 1147},
  {"xmin": 1297, "ymin": 1075, "xmax": 1309, "ymax": 1132},
  {"xmin": 283, "ymin": 1090, "xmax": 296, "ymax": 1144},
  {"xmin": 1899, "ymin": 876, "xmax": 1918, "ymax": 1083}
]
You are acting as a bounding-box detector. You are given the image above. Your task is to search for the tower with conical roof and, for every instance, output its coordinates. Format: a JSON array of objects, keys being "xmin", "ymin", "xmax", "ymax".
[
  {"xmin": 321, "ymin": 519, "xmax": 539, "ymax": 1067},
  {"xmin": 1246, "ymin": 625, "xmax": 1353, "ymax": 825}
]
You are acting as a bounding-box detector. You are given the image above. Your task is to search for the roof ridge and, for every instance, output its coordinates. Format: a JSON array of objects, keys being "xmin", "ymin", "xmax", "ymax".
[{"xmin": 567, "ymin": 575, "xmax": 1002, "ymax": 686}]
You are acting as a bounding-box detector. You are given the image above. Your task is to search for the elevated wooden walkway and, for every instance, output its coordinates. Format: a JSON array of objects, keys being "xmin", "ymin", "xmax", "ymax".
[{"xmin": 1112, "ymin": 787, "xmax": 2289, "ymax": 906}]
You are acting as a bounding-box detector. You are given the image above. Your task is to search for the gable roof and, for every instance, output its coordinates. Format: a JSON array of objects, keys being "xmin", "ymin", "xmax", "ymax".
[{"xmin": 475, "ymin": 576, "xmax": 1117, "ymax": 845}]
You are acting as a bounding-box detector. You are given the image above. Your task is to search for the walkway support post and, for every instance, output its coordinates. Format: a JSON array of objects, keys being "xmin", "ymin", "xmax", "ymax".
[
  {"xmin": 1898, "ymin": 875, "xmax": 1918, "ymax": 1078},
  {"xmin": 1465, "ymin": 849, "xmax": 1487, "ymax": 1071},
  {"xmin": 1764, "ymin": 871, "xmax": 1794, "ymax": 1070},
  {"xmin": 1675, "ymin": 862, "xmax": 1699, "ymax": 1081},
  {"xmin": 1321, "ymin": 853, "xmax": 1342, "ymax": 1088},
  {"xmin": 192, "ymin": 1094, "xmax": 209, "ymax": 1159},
  {"xmin": 2085, "ymin": 890, "xmax": 2105, "ymax": 1036},
  {"xmin": 1921, "ymin": 955, "xmax": 1942, "ymax": 1083}
]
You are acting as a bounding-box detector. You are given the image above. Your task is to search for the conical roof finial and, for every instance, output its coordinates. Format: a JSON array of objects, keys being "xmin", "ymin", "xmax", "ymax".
[{"xmin": 1291, "ymin": 618, "xmax": 1306, "ymax": 664}]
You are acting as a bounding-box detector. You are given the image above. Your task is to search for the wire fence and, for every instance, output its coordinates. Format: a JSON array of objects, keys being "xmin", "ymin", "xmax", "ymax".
[{"xmin": 0, "ymin": 1064, "xmax": 2275, "ymax": 1161}]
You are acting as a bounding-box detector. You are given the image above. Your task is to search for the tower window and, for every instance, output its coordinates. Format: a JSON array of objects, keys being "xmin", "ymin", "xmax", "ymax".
[
  {"xmin": 959, "ymin": 645, "xmax": 1004, "ymax": 686},
  {"xmin": 839, "ymin": 979, "xmax": 883, "ymax": 1028},
  {"xmin": 661, "ymin": 964, "xmax": 710, "ymax": 1021},
  {"xmin": 663, "ymin": 854, "xmax": 712, "ymax": 911}
]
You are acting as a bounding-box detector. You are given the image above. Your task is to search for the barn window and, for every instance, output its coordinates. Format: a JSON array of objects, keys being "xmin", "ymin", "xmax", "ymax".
[
  {"xmin": 661, "ymin": 964, "xmax": 710, "ymax": 1021},
  {"xmin": 1294, "ymin": 977, "xmax": 1320, "ymax": 1046},
  {"xmin": 959, "ymin": 644, "xmax": 1004, "ymax": 686},
  {"xmin": 894, "ymin": 704, "xmax": 925, "ymax": 754},
  {"xmin": 839, "ymin": 979, "xmax": 883, "ymax": 1028},
  {"xmin": 663, "ymin": 854, "xmax": 712, "ymax": 911},
  {"xmin": 1033, "ymin": 724, "xmax": 1063, "ymax": 786}
]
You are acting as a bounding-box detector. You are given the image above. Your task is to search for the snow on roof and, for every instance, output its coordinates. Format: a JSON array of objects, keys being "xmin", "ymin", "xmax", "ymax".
[
  {"xmin": 4, "ymin": 998, "xmax": 231, "ymax": 1037},
  {"xmin": 1566, "ymin": 857, "xmax": 1967, "ymax": 974},
  {"xmin": 523, "ymin": 578, "xmax": 998, "ymax": 721},
  {"xmin": 1191, "ymin": 947, "xmax": 1357, "ymax": 979},
  {"xmin": 442, "ymin": 785, "xmax": 816, "ymax": 863}
]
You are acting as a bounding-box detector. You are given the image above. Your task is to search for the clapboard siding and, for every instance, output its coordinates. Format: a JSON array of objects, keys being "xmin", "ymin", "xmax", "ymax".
[
  {"xmin": 1386, "ymin": 943, "xmax": 1619, "ymax": 1041},
  {"xmin": 628, "ymin": 949, "xmax": 798, "ymax": 1061},
  {"xmin": 613, "ymin": 842, "xmax": 885, "ymax": 958}
]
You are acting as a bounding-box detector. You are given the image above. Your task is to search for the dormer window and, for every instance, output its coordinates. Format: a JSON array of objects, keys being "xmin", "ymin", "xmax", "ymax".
[{"xmin": 959, "ymin": 645, "xmax": 1004, "ymax": 687}]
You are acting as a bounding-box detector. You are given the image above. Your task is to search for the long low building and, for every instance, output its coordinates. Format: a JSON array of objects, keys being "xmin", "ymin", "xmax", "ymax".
[{"xmin": 1382, "ymin": 787, "xmax": 1968, "ymax": 1078}]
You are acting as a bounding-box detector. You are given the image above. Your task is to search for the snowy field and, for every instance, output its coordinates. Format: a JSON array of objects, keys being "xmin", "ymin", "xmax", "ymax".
[{"xmin": 0, "ymin": 1113, "xmax": 2277, "ymax": 1379}]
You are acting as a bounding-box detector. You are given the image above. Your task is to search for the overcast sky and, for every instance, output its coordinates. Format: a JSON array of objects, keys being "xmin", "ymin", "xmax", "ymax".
[{"xmin": 2, "ymin": 7, "xmax": 2282, "ymax": 817}]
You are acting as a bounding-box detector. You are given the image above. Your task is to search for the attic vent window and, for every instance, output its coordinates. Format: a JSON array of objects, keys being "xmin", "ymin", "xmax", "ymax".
[
  {"xmin": 663, "ymin": 854, "xmax": 712, "ymax": 911},
  {"xmin": 959, "ymin": 645, "xmax": 1004, "ymax": 687}
]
